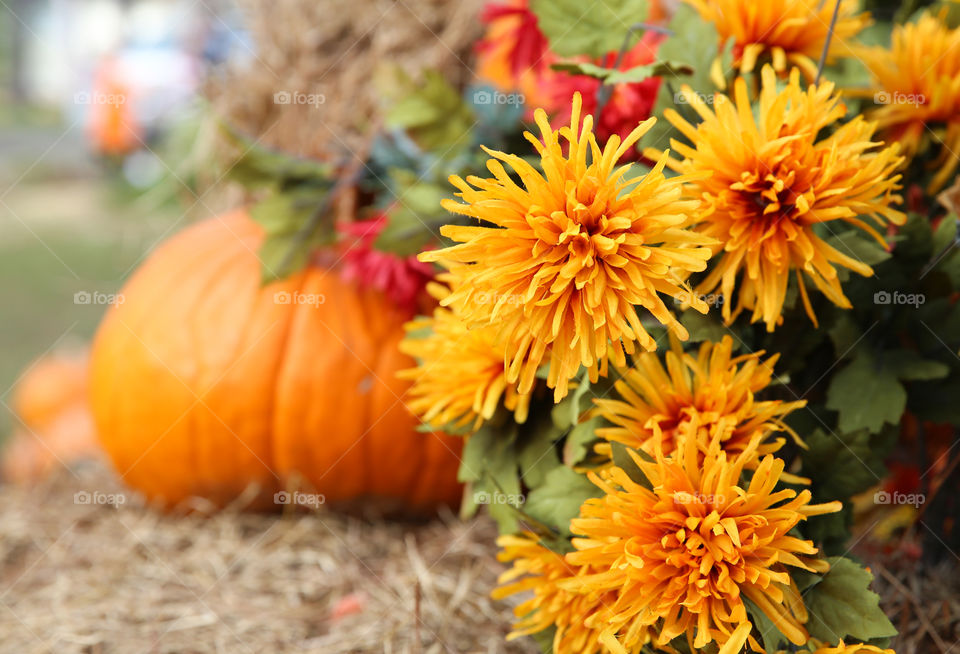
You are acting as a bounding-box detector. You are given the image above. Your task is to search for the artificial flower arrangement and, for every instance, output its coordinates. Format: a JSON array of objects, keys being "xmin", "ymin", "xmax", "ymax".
[{"xmin": 221, "ymin": 0, "xmax": 960, "ymax": 651}]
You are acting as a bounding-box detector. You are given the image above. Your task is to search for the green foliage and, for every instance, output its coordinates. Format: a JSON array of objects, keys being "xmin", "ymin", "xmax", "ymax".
[
  {"xmin": 523, "ymin": 466, "xmax": 600, "ymax": 536},
  {"xmin": 530, "ymin": 0, "xmax": 649, "ymax": 58},
  {"xmin": 744, "ymin": 597, "xmax": 792, "ymax": 652},
  {"xmin": 372, "ymin": 170, "xmax": 451, "ymax": 256},
  {"xmin": 826, "ymin": 351, "xmax": 908, "ymax": 434},
  {"xmin": 643, "ymin": 4, "xmax": 731, "ymax": 151},
  {"xmin": 801, "ymin": 428, "xmax": 894, "ymax": 501},
  {"xmin": 550, "ymin": 60, "xmax": 693, "ymax": 85},
  {"xmin": 384, "ymin": 70, "xmax": 475, "ymax": 154},
  {"xmin": 221, "ymin": 123, "xmax": 332, "ymax": 190},
  {"xmin": 803, "ymin": 557, "xmax": 898, "ymax": 644},
  {"xmin": 458, "ymin": 423, "xmax": 524, "ymax": 532},
  {"xmin": 220, "ymin": 123, "xmax": 341, "ymax": 281},
  {"xmin": 250, "ymin": 185, "xmax": 336, "ymax": 283}
]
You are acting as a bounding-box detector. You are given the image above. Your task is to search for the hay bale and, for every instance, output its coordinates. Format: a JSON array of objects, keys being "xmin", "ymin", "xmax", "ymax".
[
  {"xmin": 208, "ymin": 0, "xmax": 486, "ymax": 161},
  {"xmin": 0, "ymin": 463, "xmax": 536, "ymax": 653}
]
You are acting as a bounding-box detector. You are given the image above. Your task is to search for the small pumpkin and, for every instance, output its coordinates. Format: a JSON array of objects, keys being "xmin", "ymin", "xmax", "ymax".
[
  {"xmin": 89, "ymin": 210, "xmax": 462, "ymax": 512},
  {"xmin": 2, "ymin": 350, "xmax": 99, "ymax": 483}
]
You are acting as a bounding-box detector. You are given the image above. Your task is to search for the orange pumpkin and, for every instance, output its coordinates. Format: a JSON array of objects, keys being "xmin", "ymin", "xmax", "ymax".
[
  {"xmin": 89, "ymin": 210, "xmax": 462, "ymax": 512},
  {"xmin": 2, "ymin": 350, "xmax": 100, "ymax": 483}
]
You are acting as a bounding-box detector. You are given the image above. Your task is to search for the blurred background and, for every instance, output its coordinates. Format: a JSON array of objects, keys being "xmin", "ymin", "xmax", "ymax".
[{"xmin": 0, "ymin": 0, "xmax": 248, "ymax": 434}]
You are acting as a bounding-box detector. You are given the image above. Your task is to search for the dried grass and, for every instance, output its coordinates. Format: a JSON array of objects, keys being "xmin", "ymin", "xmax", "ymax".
[
  {"xmin": 0, "ymin": 462, "xmax": 535, "ymax": 654},
  {"xmin": 207, "ymin": 0, "xmax": 486, "ymax": 162}
]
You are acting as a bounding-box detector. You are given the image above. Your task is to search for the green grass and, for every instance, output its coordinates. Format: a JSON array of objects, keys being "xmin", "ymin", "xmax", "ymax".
[{"xmin": 0, "ymin": 184, "xmax": 184, "ymax": 437}]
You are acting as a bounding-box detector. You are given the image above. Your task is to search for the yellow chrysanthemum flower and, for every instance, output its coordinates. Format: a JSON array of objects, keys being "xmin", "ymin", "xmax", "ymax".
[
  {"xmin": 422, "ymin": 93, "xmax": 715, "ymax": 402},
  {"xmin": 565, "ymin": 436, "xmax": 841, "ymax": 652},
  {"xmin": 686, "ymin": 0, "xmax": 869, "ymax": 82},
  {"xmin": 648, "ymin": 66, "xmax": 905, "ymax": 332},
  {"xmin": 493, "ymin": 533, "xmax": 650, "ymax": 654},
  {"xmin": 399, "ymin": 283, "xmax": 531, "ymax": 431},
  {"xmin": 858, "ymin": 11, "xmax": 960, "ymax": 193},
  {"xmin": 593, "ymin": 335, "xmax": 805, "ymax": 464}
]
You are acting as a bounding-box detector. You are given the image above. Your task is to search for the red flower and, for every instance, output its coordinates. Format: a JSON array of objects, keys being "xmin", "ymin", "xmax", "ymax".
[
  {"xmin": 547, "ymin": 33, "xmax": 664, "ymax": 156},
  {"xmin": 477, "ymin": 1, "xmax": 551, "ymax": 78},
  {"xmin": 476, "ymin": 0, "xmax": 665, "ymax": 159},
  {"xmin": 338, "ymin": 216, "xmax": 435, "ymax": 313}
]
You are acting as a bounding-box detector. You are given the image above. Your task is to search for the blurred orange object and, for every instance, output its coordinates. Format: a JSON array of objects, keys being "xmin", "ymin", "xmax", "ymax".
[
  {"xmin": 2, "ymin": 350, "xmax": 100, "ymax": 483},
  {"xmin": 89, "ymin": 210, "xmax": 463, "ymax": 513},
  {"xmin": 86, "ymin": 56, "xmax": 141, "ymax": 156}
]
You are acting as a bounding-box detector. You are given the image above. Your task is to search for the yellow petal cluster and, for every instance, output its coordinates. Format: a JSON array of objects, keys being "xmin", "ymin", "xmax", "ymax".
[
  {"xmin": 858, "ymin": 11, "xmax": 960, "ymax": 193},
  {"xmin": 593, "ymin": 335, "xmax": 805, "ymax": 465},
  {"xmin": 686, "ymin": 0, "xmax": 868, "ymax": 81},
  {"xmin": 650, "ymin": 66, "xmax": 905, "ymax": 331},
  {"xmin": 423, "ymin": 92, "xmax": 714, "ymax": 401}
]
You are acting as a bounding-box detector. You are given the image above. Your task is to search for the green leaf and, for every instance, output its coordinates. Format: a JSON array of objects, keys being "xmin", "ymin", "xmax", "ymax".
[
  {"xmin": 827, "ymin": 314, "xmax": 861, "ymax": 355},
  {"xmin": 563, "ymin": 415, "xmax": 602, "ymax": 466},
  {"xmin": 384, "ymin": 70, "xmax": 474, "ymax": 153},
  {"xmin": 551, "ymin": 60, "xmax": 693, "ymax": 85},
  {"xmin": 609, "ymin": 441, "xmax": 653, "ymax": 489},
  {"xmin": 824, "ymin": 229, "xmax": 892, "ymax": 267},
  {"xmin": 826, "ymin": 352, "xmax": 906, "ymax": 434},
  {"xmin": 458, "ymin": 424, "xmax": 522, "ymax": 530},
  {"xmin": 803, "ymin": 557, "xmax": 898, "ymax": 644},
  {"xmin": 517, "ymin": 425, "xmax": 563, "ymax": 490},
  {"xmin": 932, "ymin": 214, "xmax": 958, "ymax": 254},
  {"xmin": 530, "ymin": 0, "xmax": 649, "ymax": 58},
  {"xmin": 373, "ymin": 173, "xmax": 450, "ymax": 256},
  {"xmin": 743, "ymin": 597, "xmax": 793, "ymax": 652},
  {"xmin": 884, "ymin": 349, "xmax": 950, "ymax": 381},
  {"xmin": 551, "ymin": 373, "xmax": 594, "ymax": 429},
  {"xmin": 680, "ymin": 309, "xmax": 730, "ymax": 344},
  {"xmin": 522, "ymin": 466, "xmax": 600, "ymax": 536},
  {"xmin": 250, "ymin": 186, "xmax": 336, "ymax": 282},
  {"xmin": 220, "ymin": 123, "xmax": 332, "ymax": 189},
  {"xmin": 801, "ymin": 428, "xmax": 892, "ymax": 500},
  {"xmin": 895, "ymin": 213, "xmax": 934, "ymax": 260}
]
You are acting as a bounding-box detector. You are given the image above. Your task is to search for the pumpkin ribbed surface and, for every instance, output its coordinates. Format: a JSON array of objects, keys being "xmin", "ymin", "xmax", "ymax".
[{"xmin": 90, "ymin": 210, "xmax": 462, "ymax": 511}]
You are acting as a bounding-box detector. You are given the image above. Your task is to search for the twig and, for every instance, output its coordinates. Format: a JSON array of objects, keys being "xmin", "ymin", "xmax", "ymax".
[
  {"xmin": 814, "ymin": 0, "xmax": 843, "ymax": 85},
  {"xmin": 277, "ymin": 128, "xmax": 377, "ymax": 276},
  {"xmin": 413, "ymin": 580, "xmax": 422, "ymax": 654},
  {"xmin": 876, "ymin": 564, "xmax": 950, "ymax": 653},
  {"xmin": 594, "ymin": 22, "xmax": 673, "ymax": 124}
]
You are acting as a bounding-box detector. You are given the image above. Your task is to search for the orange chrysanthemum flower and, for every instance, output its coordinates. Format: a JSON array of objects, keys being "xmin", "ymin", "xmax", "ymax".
[
  {"xmin": 686, "ymin": 0, "xmax": 869, "ymax": 82},
  {"xmin": 493, "ymin": 533, "xmax": 651, "ymax": 653},
  {"xmin": 593, "ymin": 335, "xmax": 805, "ymax": 464},
  {"xmin": 399, "ymin": 284, "xmax": 531, "ymax": 431},
  {"xmin": 858, "ymin": 11, "xmax": 960, "ymax": 193},
  {"xmin": 422, "ymin": 93, "xmax": 715, "ymax": 401},
  {"xmin": 649, "ymin": 66, "xmax": 905, "ymax": 331},
  {"xmin": 565, "ymin": 436, "xmax": 841, "ymax": 651}
]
